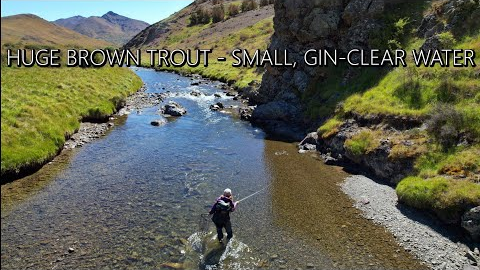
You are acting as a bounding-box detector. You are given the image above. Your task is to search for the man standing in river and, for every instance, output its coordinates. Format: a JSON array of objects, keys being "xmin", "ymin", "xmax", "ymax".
[{"xmin": 209, "ymin": 188, "xmax": 238, "ymax": 243}]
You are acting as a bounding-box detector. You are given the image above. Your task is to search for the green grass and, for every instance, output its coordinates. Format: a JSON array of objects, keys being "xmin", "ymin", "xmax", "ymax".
[
  {"xmin": 1, "ymin": 66, "xmax": 142, "ymax": 174},
  {"xmin": 344, "ymin": 130, "xmax": 380, "ymax": 156},
  {"xmin": 317, "ymin": 117, "xmax": 343, "ymax": 139},
  {"xmin": 396, "ymin": 176, "xmax": 480, "ymax": 221},
  {"xmin": 144, "ymin": 17, "xmax": 273, "ymax": 89},
  {"xmin": 310, "ymin": 1, "xmax": 480, "ymax": 218}
]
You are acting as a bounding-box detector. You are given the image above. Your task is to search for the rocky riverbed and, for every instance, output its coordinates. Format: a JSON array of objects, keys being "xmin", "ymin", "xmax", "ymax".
[
  {"xmin": 341, "ymin": 175, "xmax": 479, "ymax": 270},
  {"xmin": 64, "ymin": 84, "xmax": 166, "ymax": 149}
]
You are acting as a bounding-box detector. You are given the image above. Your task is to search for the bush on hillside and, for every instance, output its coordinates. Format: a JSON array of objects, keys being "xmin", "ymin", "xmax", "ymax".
[
  {"xmin": 189, "ymin": 8, "xmax": 210, "ymax": 25},
  {"xmin": 212, "ymin": 5, "xmax": 225, "ymax": 23},
  {"xmin": 228, "ymin": 4, "xmax": 240, "ymax": 17},
  {"xmin": 241, "ymin": 0, "xmax": 258, "ymax": 12},
  {"xmin": 259, "ymin": 0, "xmax": 269, "ymax": 7},
  {"xmin": 426, "ymin": 103, "xmax": 464, "ymax": 149}
]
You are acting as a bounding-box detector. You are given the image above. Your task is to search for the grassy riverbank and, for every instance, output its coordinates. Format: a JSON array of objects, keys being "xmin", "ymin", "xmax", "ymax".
[
  {"xmin": 1, "ymin": 66, "xmax": 142, "ymax": 179},
  {"xmin": 317, "ymin": 32, "xmax": 480, "ymax": 219},
  {"xmin": 151, "ymin": 17, "xmax": 272, "ymax": 89}
]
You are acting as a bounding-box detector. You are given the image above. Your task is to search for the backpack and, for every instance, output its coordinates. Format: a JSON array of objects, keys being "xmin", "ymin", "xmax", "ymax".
[{"xmin": 215, "ymin": 200, "xmax": 231, "ymax": 213}]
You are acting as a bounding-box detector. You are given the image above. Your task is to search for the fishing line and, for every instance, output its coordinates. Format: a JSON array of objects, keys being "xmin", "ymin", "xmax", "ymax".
[{"xmin": 236, "ymin": 182, "xmax": 272, "ymax": 203}]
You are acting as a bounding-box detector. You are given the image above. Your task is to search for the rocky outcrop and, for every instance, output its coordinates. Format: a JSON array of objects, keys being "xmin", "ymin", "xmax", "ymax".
[
  {"xmin": 161, "ymin": 101, "xmax": 187, "ymax": 117},
  {"xmin": 250, "ymin": 0, "xmax": 393, "ymax": 139},
  {"xmin": 462, "ymin": 206, "xmax": 480, "ymax": 241},
  {"xmin": 419, "ymin": 0, "xmax": 480, "ymax": 51},
  {"xmin": 299, "ymin": 115, "xmax": 422, "ymax": 184}
]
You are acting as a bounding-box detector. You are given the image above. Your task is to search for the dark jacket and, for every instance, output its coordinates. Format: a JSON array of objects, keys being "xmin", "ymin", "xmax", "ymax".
[{"xmin": 209, "ymin": 195, "xmax": 237, "ymax": 223}]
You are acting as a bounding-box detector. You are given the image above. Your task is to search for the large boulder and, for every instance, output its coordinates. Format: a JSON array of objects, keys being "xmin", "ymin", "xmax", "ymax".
[
  {"xmin": 343, "ymin": 0, "xmax": 384, "ymax": 26},
  {"xmin": 161, "ymin": 101, "xmax": 187, "ymax": 117},
  {"xmin": 462, "ymin": 206, "xmax": 480, "ymax": 241}
]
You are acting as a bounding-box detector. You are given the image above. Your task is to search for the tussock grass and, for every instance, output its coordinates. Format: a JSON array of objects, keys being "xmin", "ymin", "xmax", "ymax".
[
  {"xmin": 344, "ymin": 130, "xmax": 381, "ymax": 156},
  {"xmin": 396, "ymin": 176, "xmax": 480, "ymax": 220},
  {"xmin": 1, "ymin": 66, "xmax": 142, "ymax": 174},
  {"xmin": 317, "ymin": 117, "xmax": 343, "ymax": 139},
  {"xmin": 312, "ymin": 1, "xmax": 480, "ymax": 217}
]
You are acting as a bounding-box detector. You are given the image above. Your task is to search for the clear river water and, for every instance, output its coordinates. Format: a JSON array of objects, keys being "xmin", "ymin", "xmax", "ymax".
[{"xmin": 1, "ymin": 68, "xmax": 427, "ymax": 270}]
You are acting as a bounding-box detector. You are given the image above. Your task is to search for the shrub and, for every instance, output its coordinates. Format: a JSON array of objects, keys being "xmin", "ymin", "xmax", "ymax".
[
  {"xmin": 344, "ymin": 130, "xmax": 380, "ymax": 156},
  {"xmin": 435, "ymin": 79, "xmax": 459, "ymax": 103},
  {"xmin": 426, "ymin": 103, "xmax": 464, "ymax": 149},
  {"xmin": 212, "ymin": 5, "xmax": 225, "ymax": 23},
  {"xmin": 228, "ymin": 4, "xmax": 240, "ymax": 17},
  {"xmin": 437, "ymin": 32, "xmax": 456, "ymax": 48},
  {"xmin": 189, "ymin": 8, "xmax": 210, "ymax": 25},
  {"xmin": 259, "ymin": 0, "xmax": 269, "ymax": 7},
  {"xmin": 241, "ymin": 0, "xmax": 258, "ymax": 12}
]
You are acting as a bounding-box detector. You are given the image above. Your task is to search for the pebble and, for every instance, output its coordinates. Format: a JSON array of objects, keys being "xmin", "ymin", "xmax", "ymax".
[
  {"xmin": 342, "ymin": 175, "xmax": 472, "ymax": 270},
  {"xmin": 306, "ymin": 263, "xmax": 315, "ymax": 268},
  {"xmin": 68, "ymin": 247, "xmax": 75, "ymax": 253}
]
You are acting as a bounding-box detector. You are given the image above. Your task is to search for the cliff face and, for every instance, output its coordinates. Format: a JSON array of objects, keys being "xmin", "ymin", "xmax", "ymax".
[
  {"xmin": 256, "ymin": 0, "xmax": 480, "ymax": 240},
  {"xmin": 251, "ymin": 0, "xmax": 389, "ymax": 138}
]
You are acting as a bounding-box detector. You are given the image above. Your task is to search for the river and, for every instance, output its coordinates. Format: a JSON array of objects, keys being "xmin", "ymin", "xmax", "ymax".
[{"xmin": 1, "ymin": 68, "xmax": 426, "ymax": 270}]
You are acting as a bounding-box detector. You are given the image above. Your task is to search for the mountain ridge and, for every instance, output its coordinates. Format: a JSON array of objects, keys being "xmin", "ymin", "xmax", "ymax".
[
  {"xmin": 1, "ymin": 14, "xmax": 112, "ymax": 48},
  {"xmin": 54, "ymin": 11, "xmax": 149, "ymax": 45}
]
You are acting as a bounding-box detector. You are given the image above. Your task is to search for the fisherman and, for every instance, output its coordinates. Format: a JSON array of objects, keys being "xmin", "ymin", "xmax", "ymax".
[{"xmin": 209, "ymin": 188, "xmax": 238, "ymax": 243}]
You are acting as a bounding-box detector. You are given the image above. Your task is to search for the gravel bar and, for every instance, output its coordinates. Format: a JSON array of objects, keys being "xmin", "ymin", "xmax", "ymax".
[{"xmin": 341, "ymin": 175, "xmax": 477, "ymax": 270}]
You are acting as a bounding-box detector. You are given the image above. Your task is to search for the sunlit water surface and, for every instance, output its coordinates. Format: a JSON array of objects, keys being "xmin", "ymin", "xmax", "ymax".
[{"xmin": 1, "ymin": 68, "xmax": 425, "ymax": 270}]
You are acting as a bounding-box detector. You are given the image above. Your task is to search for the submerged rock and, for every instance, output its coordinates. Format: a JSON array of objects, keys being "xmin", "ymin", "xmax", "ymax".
[
  {"xmin": 151, "ymin": 119, "xmax": 167, "ymax": 127},
  {"xmin": 161, "ymin": 101, "xmax": 187, "ymax": 117},
  {"xmin": 190, "ymin": 90, "xmax": 202, "ymax": 97},
  {"xmin": 210, "ymin": 103, "xmax": 224, "ymax": 112}
]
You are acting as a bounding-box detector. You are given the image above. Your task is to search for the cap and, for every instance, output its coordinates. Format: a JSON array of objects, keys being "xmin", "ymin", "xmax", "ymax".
[{"xmin": 224, "ymin": 188, "xmax": 232, "ymax": 195}]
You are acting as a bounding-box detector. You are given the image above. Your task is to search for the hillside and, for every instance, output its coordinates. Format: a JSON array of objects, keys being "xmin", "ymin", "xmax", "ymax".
[
  {"xmin": 1, "ymin": 14, "xmax": 142, "ymax": 181},
  {"xmin": 54, "ymin": 11, "xmax": 149, "ymax": 45},
  {"xmin": 125, "ymin": 0, "xmax": 275, "ymax": 88},
  {"xmin": 1, "ymin": 14, "xmax": 112, "ymax": 48}
]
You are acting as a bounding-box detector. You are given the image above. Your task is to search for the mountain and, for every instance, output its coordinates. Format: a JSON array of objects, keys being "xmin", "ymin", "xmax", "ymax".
[
  {"xmin": 124, "ymin": 0, "xmax": 274, "ymax": 88},
  {"xmin": 1, "ymin": 14, "xmax": 112, "ymax": 48},
  {"xmin": 54, "ymin": 11, "xmax": 149, "ymax": 45}
]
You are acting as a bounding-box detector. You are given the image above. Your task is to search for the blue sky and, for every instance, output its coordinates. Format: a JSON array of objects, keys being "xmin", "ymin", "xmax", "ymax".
[{"xmin": 0, "ymin": 1, "xmax": 193, "ymax": 24}]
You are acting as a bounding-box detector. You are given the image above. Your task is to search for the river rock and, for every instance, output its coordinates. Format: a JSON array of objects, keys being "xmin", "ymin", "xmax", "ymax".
[
  {"xmin": 190, "ymin": 90, "xmax": 202, "ymax": 97},
  {"xmin": 151, "ymin": 119, "xmax": 167, "ymax": 126},
  {"xmin": 210, "ymin": 105, "xmax": 221, "ymax": 111},
  {"xmin": 191, "ymin": 82, "xmax": 200, "ymax": 86},
  {"xmin": 462, "ymin": 206, "xmax": 480, "ymax": 241},
  {"xmin": 238, "ymin": 107, "xmax": 253, "ymax": 121},
  {"xmin": 214, "ymin": 93, "xmax": 221, "ymax": 98},
  {"xmin": 161, "ymin": 101, "xmax": 187, "ymax": 117},
  {"xmin": 300, "ymin": 143, "xmax": 316, "ymax": 151}
]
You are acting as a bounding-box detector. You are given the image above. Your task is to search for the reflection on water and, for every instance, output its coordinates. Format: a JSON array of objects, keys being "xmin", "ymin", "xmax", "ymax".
[{"xmin": 1, "ymin": 68, "xmax": 425, "ymax": 270}]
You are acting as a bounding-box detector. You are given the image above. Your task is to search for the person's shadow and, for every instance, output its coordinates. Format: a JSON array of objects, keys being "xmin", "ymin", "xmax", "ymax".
[{"xmin": 200, "ymin": 238, "xmax": 231, "ymax": 270}]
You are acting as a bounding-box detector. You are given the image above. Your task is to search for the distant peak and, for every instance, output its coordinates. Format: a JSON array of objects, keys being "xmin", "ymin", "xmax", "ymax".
[{"xmin": 103, "ymin": 11, "xmax": 118, "ymax": 16}]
